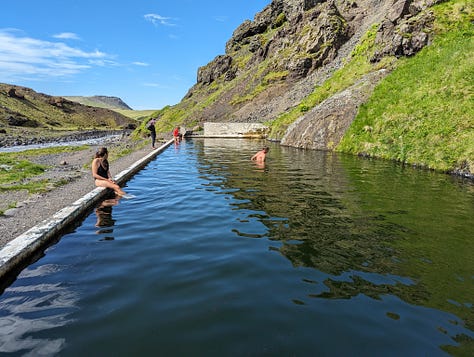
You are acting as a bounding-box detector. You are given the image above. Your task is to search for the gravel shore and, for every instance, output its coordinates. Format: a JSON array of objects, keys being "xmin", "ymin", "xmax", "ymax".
[{"xmin": 0, "ymin": 137, "xmax": 160, "ymax": 249}]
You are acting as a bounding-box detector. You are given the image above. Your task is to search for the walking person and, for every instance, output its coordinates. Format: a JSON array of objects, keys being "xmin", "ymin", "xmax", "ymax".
[
  {"xmin": 92, "ymin": 147, "xmax": 132, "ymax": 198},
  {"xmin": 147, "ymin": 118, "xmax": 157, "ymax": 149}
]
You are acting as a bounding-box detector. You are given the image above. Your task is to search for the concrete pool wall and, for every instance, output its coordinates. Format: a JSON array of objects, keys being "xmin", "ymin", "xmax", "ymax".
[{"xmin": 0, "ymin": 139, "xmax": 174, "ymax": 282}]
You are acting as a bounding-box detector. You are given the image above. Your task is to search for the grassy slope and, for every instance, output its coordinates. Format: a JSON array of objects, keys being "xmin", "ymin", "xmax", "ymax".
[
  {"xmin": 115, "ymin": 109, "xmax": 158, "ymax": 120},
  {"xmin": 133, "ymin": 0, "xmax": 472, "ymax": 176},
  {"xmin": 0, "ymin": 84, "xmax": 135, "ymax": 130},
  {"xmin": 337, "ymin": 0, "xmax": 474, "ymax": 173},
  {"xmin": 267, "ymin": 23, "xmax": 388, "ymax": 140}
]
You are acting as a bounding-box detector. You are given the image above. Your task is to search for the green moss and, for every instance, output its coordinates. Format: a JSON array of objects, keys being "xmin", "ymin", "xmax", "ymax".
[
  {"xmin": 231, "ymin": 69, "xmax": 288, "ymax": 105},
  {"xmin": 272, "ymin": 12, "xmax": 287, "ymax": 29},
  {"xmin": 268, "ymin": 23, "xmax": 382, "ymax": 139},
  {"xmin": 337, "ymin": 0, "xmax": 474, "ymax": 172}
]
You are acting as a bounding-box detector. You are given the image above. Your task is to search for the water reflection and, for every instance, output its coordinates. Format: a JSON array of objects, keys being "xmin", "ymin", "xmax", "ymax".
[
  {"xmin": 0, "ymin": 139, "xmax": 473, "ymax": 355},
  {"xmin": 195, "ymin": 139, "xmax": 474, "ymax": 352},
  {"xmin": 94, "ymin": 194, "xmax": 119, "ymax": 240}
]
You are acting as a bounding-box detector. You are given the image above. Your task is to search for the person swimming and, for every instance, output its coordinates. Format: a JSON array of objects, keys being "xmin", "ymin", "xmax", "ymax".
[{"xmin": 251, "ymin": 146, "xmax": 269, "ymax": 163}]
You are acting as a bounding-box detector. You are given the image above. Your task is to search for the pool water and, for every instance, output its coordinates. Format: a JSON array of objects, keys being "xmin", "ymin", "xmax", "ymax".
[{"xmin": 0, "ymin": 138, "xmax": 473, "ymax": 356}]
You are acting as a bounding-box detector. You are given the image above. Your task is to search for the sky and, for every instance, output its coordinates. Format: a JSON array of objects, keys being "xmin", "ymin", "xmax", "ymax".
[{"xmin": 0, "ymin": 0, "xmax": 271, "ymax": 110}]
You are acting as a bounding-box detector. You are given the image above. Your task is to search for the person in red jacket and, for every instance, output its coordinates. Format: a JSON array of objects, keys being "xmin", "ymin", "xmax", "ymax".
[{"xmin": 173, "ymin": 127, "xmax": 180, "ymax": 143}]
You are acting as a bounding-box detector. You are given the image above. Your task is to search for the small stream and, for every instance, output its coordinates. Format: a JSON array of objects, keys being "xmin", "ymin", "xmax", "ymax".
[{"xmin": 0, "ymin": 132, "xmax": 124, "ymax": 153}]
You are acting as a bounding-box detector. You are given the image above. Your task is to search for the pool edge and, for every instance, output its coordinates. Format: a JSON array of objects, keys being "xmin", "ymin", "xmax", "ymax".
[{"xmin": 0, "ymin": 139, "xmax": 174, "ymax": 282}]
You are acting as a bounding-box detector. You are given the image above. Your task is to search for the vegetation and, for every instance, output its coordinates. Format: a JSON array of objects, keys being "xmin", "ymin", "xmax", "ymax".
[
  {"xmin": 73, "ymin": 0, "xmax": 474, "ymax": 177},
  {"xmin": 0, "ymin": 146, "xmax": 88, "ymax": 194},
  {"xmin": 338, "ymin": 0, "xmax": 474, "ymax": 173},
  {"xmin": 267, "ymin": 24, "xmax": 388, "ymax": 139},
  {"xmin": 114, "ymin": 109, "xmax": 157, "ymax": 120},
  {"xmin": 63, "ymin": 95, "xmax": 132, "ymax": 110},
  {"xmin": 0, "ymin": 84, "xmax": 135, "ymax": 131},
  {"xmin": 1, "ymin": 1, "xmax": 471, "ymax": 178}
]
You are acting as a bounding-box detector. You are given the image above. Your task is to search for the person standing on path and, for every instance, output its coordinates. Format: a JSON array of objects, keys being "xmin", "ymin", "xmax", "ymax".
[
  {"xmin": 173, "ymin": 126, "xmax": 180, "ymax": 143},
  {"xmin": 147, "ymin": 118, "xmax": 157, "ymax": 149},
  {"xmin": 92, "ymin": 147, "xmax": 131, "ymax": 198}
]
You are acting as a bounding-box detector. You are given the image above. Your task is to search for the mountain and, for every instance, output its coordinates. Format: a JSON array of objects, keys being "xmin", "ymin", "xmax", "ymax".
[
  {"xmin": 63, "ymin": 95, "xmax": 133, "ymax": 111},
  {"xmin": 149, "ymin": 0, "xmax": 473, "ymax": 177},
  {"xmin": 0, "ymin": 83, "xmax": 136, "ymax": 132}
]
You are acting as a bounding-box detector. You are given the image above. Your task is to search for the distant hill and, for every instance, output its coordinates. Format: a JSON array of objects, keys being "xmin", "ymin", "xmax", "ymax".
[
  {"xmin": 0, "ymin": 83, "xmax": 136, "ymax": 131},
  {"xmin": 63, "ymin": 95, "xmax": 133, "ymax": 110}
]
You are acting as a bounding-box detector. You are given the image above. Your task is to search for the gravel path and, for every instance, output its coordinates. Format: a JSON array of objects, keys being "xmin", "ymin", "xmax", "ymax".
[{"xmin": 0, "ymin": 138, "xmax": 160, "ymax": 248}]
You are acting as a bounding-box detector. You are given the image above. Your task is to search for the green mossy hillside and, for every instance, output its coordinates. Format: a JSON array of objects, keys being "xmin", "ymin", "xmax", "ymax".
[{"xmin": 337, "ymin": 0, "xmax": 473, "ymax": 174}]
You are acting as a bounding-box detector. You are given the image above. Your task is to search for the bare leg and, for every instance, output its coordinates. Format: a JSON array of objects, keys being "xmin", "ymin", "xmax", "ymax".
[{"xmin": 95, "ymin": 179, "xmax": 126, "ymax": 196}]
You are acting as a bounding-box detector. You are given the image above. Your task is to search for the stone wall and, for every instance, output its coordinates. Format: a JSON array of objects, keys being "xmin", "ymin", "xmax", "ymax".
[{"xmin": 203, "ymin": 122, "xmax": 268, "ymax": 138}]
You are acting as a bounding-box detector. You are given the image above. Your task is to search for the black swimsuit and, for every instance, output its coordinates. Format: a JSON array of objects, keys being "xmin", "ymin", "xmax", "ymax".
[{"xmin": 97, "ymin": 159, "xmax": 109, "ymax": 179}]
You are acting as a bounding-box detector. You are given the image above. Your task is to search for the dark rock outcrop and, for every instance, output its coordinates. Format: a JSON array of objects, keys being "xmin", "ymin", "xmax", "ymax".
[
  {"xmin": 6, "ymin": 115, "xmax": 39, "ymax": 128},
  {"xmin": 183, "ymin": 0, "xmax": 437, "ymax": 136},
  {"xmin": 197, "ymin": 55, "xmax": 234, "ymax": 85},
  {"xmin": 281, "ymin": 69, "xmax": 388, "ymax": 149},
  {"xmin": 6, "ymin": 88, "xmax": 25, "ymax": 100}
]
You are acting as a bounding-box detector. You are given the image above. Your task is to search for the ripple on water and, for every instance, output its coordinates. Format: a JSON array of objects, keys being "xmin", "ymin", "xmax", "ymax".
[{"xmin": 1, "ymin": 139, "xmax": 473, "ymax": 355}]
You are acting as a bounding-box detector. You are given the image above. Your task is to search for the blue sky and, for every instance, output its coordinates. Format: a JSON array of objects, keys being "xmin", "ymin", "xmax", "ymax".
[{"xmin": 0, "ymin": 0, "xmax": 270, "ymax": 110}]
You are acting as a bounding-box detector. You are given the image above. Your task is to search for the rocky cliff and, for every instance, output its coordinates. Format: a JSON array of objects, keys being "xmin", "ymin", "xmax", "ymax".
[
  {"xmin": 153, "ymin": 0, "xmax": 472, "ymax": 177},
  {"xmin": 179, "ymin": 0, "xmax": 437, "ymax": 128}
]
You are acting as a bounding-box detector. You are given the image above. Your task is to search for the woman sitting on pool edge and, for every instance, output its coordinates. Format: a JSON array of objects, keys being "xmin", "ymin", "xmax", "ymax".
[{"xmin": 92, "ymin": 147, "xmax": 133, "ymax": 198}]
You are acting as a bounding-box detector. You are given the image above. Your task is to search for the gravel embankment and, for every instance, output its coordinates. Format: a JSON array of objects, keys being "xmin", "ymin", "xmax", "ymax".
[{"xmin": 0, "ymin": 138, "xmax": 159, "ymax": 248}]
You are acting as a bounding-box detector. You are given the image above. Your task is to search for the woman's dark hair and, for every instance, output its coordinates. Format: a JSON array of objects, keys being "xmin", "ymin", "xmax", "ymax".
[{"xmin": 95, "ymin": 147, "xmax": 108, "ymax": 158}]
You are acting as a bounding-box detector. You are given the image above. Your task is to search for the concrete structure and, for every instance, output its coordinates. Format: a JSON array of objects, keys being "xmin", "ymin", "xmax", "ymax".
[
  {"xmin": 0, "ymin": 139, "xmax": 174, "ymax": 282},
  {"xmin": 203, "ymin": 122, "xmax": 268, "ymax": 138}
]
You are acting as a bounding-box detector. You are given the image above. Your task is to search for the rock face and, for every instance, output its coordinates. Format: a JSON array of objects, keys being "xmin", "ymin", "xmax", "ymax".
[
  {"xmin": 180, "ymin": 0, "xmax": 440, "ymax": 152},
  {"xmin": 281, "ymin": 69, "xmax": 388, "ymax": 149}
]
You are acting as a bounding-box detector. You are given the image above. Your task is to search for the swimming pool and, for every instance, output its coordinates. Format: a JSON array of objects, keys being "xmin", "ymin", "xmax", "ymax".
[{"xmin": 1, "ymin": 138, "xmax": 473, "ymax": 355}]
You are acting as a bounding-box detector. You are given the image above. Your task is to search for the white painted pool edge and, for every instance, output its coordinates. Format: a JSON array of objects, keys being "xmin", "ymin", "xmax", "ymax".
[{"xmin": 0, "ymin": 139, "xmax": 174, "ymax": 281}]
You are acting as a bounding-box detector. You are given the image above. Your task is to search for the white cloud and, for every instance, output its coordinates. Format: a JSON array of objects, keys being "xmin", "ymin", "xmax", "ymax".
[
  {"xmin": 53, "ymin": 32, "xmax": 81, "ymax": 40},
  {"xmin": 88, "ymin": 59, "xmax": 119, "ymax": 67},
  {"xmin": 213, "ymin": 16, "xmax": 228, "ymax": 22},
  {"xmin": 0, "ymin": 29, "xmax": 110, "ymax": 81},
  {"xmin": 132, "ymin": 61, "xmax": 149, "ymax": 66},
  {"xmin": 144, "ymin": 14, "xmax": 176, "ymax": 27}
]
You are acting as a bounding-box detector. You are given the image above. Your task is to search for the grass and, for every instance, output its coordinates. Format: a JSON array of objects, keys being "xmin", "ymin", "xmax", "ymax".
[
  {"xmin": 337, "ymin": 0, "xmax": 474, "ymax": 172},
  {"xmin": 267, "ymin": 24, "xmax": 388, "ymax": 139},
  {"xmin": 0, "ymin": 146, "xmax": 89, "ymax": 193},
  {"xmin": 0, "ymin": 201, "xmax": 17, "ymax": 216},
  {"xmin": 114, "ymin": 109, "xmax": 158, "ymax": 120},
  {"xmin": 0, "ymin": 157, "xmax": 47, "ymax": 191}
]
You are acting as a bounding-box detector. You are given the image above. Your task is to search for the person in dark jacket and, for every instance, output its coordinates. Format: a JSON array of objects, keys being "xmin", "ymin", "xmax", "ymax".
[{"xmin": 147, "ymin": 118, "xmax": 157, "ymax": 149}]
